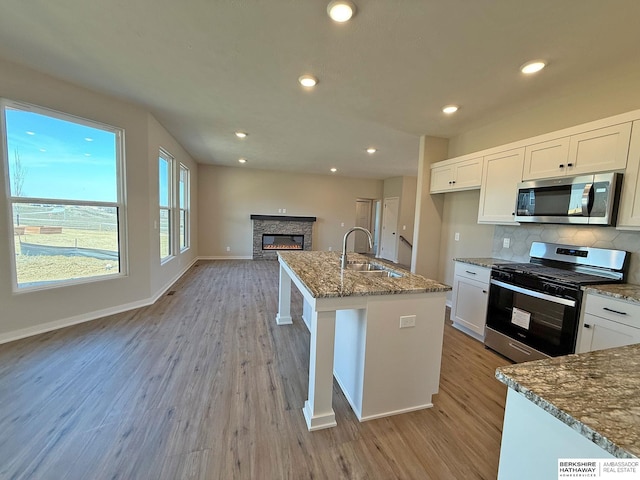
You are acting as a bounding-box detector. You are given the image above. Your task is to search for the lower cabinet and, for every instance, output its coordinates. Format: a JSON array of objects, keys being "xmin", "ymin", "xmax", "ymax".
[
  {"xmin": 577, "ymin": 293, "xmax": 640, "ymax": 353},
  {"xmin": 451, "ymin": 262, "xmax": 490, "ymax": 341}
]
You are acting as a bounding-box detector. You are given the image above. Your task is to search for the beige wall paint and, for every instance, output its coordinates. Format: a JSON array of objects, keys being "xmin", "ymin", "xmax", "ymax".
[
  {"xmin": 381, "ymin": 176, "xmax": 417, "ymax": 266},
  {"xmin": 0, "ymin": 58, "xmax": 198, "ymax": 341},
  {"xmin": 431, "ymin": 62, "xmax": 640, "ymax": 294},
  {"xmin": 147, "ymin": 115, "xmax": 199, "ymax": 295},
  {"xmin": 448, "ymin": 61, "xmax": 640, "ymax": 158},
  {"xmin": 197, "ymin": 165, "xmax": 384, "ymax": 257},
  {"xmin": 411, "ymin": 136, "xmax": 449, "ymax": 278},
  {"xmin": 438, "ymin": 190, "xmax": 495, "ymax": 301}
]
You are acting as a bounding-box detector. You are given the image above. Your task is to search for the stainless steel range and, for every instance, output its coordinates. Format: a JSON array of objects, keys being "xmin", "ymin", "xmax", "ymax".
[{"xmin": 485, "ymin": 242, "xmax": 629, "ymax": 363}]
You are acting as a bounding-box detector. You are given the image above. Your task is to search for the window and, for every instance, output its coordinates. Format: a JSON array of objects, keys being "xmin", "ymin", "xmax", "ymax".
[
  {"xmin": 1, "ymin": 99, "xmax": 125, "ymax": 291},
  {"xmin": 179, "ymin": 164, "xmax": 190, "ymax": 251},
  {"xmin": 159, "ymin": 149, "xmax": 173, "ymax": 262}
]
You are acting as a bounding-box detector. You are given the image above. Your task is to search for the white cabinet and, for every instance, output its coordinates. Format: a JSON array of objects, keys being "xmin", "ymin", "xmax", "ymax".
[
  {"xmin": 477, "ymin": 148, "xmax": 524, "ymax": 224},
  {"xmin": 430, "ymin": 156, "xmax": 483, "ymax": 193},
  {"xmin": 451, "ymin": 262, "xmax": 491, "ymax": 341},
  {"xmin": 522, "ymin": 123, "xmax": 631, "ymax": 180},
  {"xmin": 617, "ymin": 120, "xmax": 640, "ymax": 229},
  {"xmin": 522, "ymin": 137, "xmax": 570, "ymax": 180},
  {"xmin": 577, "ymin": 293, "xmax": 640, "ymax": 353},
  {"xmin": 568, "ymin": 123, "xmax": 631, "ymax": 175}
]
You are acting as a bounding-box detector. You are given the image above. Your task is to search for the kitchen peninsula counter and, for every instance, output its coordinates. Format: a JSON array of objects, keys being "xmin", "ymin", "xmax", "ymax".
[
  {"xmin": 583, "ymin": 283, "xmax": 640, "ymax": 305},
  {"xmin": 453, "ymin": 257, "xmax": 516, "ymax": 269},
  {"xmin": 494, "ymin": 344, "xmax": 640, "ymax": 478},
  {"xmin": 276, "ymin": 251, "xmax": 450, "ymax": 431},
  {"xmin": 278, "ymin": 251, "xmax": 450, "ymax": 298}
]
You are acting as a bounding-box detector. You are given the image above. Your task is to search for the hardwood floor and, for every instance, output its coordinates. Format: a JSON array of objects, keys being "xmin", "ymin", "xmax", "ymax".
[{"xmin": 0, "ymin": 260, "xmax": 512, "ymax": 480}]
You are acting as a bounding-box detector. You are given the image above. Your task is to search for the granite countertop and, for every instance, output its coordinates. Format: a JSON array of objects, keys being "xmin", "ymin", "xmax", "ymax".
[
  {"xmin": 278, "ymin": 251, "xmax": 451, "ymax": 298},
  {"xmin": 496, "ymin": 344, "xmax": 640, "ymax": 458},
  {"xmin": 583, "ymin": 284, "xmax": 640, "ymax": 305},
  {"xmin": 453, "ymin": 257, "xmax": 516, "ymax": 269}
]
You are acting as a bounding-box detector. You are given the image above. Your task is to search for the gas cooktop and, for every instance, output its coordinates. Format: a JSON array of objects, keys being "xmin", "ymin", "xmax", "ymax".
[
  {"xmin": 492, "ymin": 242, "xmax": 629, "ymax": 287},
  {"xmin": 493, "ymin": 262, "xmax": 621, "ymax": 286}
]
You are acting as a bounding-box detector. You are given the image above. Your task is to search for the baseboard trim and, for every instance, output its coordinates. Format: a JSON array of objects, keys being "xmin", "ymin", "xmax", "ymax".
[
  {"xmin": 0, "ymin": 257, "xmax": 199, "ymax": 345},
  {"xmin": 198, "ymin": 255, "xmax": 253, "ymax": 260},
  {"xmin": 0, "ymin": 297, "xmax": 154, "ymax": 345}
]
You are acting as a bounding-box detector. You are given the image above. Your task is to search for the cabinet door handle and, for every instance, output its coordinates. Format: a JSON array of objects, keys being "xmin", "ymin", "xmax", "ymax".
[
  {"xmin": 603, "ymin": 307, "xmax": 627, "ymax": 316},
  {"xmin": 584, "ymin": 323, "xmax": 591, "ymax": 329},
  {"xmin": 559, "ymin": 164, "xmax": 565, "ymax": 168},
  {"xmin": 567, "ymin": 162, "xmax": 574, "ymax": 167},
  {"xmin": 452, "ymin": 180, "xmax": 456, "ymax": 184},
  {"xmin": 482, "ymin": 290, "xmax": 487, "ymax": 294},
  {"xmin": 465, "ymin": 270, "xmax": 477, "ymax": 275}
]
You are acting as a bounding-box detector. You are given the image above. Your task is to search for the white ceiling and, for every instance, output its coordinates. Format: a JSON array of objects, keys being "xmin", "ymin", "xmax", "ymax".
[{"xmin": 1, "ymin": 0, "xmax": 640, "ymax": 179}]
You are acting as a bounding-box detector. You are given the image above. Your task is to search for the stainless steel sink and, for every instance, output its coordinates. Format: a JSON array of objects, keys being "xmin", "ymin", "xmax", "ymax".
[
  {"xmin": 344, "ymin": 261, "xmax": 385, "ymax": 272},
  {"xmin": 357, "ymin": 270, "xmax": 403, "ymax": 278},
  {"xmin": 344, "ymin": 261, "xmax": 403, "ymax": 278}
]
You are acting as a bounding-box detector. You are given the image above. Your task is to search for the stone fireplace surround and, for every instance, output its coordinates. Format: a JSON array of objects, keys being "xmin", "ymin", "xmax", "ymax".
[{"xmin": 251, "ymin": 215, "xmax": 316, "ymax": 260}]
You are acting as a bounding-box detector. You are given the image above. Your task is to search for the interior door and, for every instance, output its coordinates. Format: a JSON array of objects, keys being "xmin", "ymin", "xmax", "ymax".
[
  {"xmin": 354, "ymin": 199, "xmax": 373, "ymax": 253},
  {"xmin": 380, "ymin": 197, "xmax": 399, "ymax": 262}
]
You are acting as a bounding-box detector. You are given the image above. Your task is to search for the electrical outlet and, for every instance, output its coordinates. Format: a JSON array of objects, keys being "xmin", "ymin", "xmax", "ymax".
[
  {"xmin": 402, "ymin": 225, "xmax": 406, "ymax": 231},
  {"xmin": 278, "ymin": 208, "xmax": 282, "ymax": 213},
  {"xmin": 226, "ymin": 246, "xmax": 231, "ymax": 252},
  {"xmin": 399, "ymin": 315, "xmax": 416, "ymax": 328},
  {"xmin": 328, "ymin": 246, "xmax": 333, "ymax": 251},
  {"xmin": 454, "ymin": 232, "xmax": 460, "ymax": 241},
  {"xmin": 282, "ymin": 208, "xmax": 286, "ymax": 213},
  {"xmin": 503, "ymin": 238, "xmax": 510, "ymax": 248},
  {"xmin": 341, "ymin": 222, "xmax": 345, "ymax": 227}
]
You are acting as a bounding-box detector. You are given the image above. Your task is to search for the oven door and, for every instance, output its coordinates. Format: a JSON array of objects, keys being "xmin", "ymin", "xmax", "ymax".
[{"xmin": 486, "ymin": 279, "xmax": 579, "ymax": 357}]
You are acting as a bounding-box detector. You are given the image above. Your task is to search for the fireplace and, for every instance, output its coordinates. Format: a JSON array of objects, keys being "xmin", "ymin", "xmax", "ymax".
[
  {"xmin": 262, "ymin": 234, "xmax": 304, "ymax": 251},
  {"xmin": 251, "ymin": 214, "xmax": 316, "ymax": 260}
]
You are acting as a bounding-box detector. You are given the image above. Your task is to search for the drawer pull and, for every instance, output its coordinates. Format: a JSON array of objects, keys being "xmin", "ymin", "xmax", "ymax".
[
  {"xmin": 584, "ymin": 323, "xmax": 591, "ymax": 329},
  {"xmin": 603, "ymin": 307, "xmax": 627, "ymax": 316},
  {"xmin": 482, "ymin": 290, "xmax": 487, "ymax": 294},
  {"xmin": 465, "ymin": 270, "xmax": 477, "ymax": 275}
]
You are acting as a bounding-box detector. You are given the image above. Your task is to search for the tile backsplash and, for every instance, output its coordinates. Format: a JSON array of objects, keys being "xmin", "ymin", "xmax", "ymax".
[{"xmin": 492, "ymin": 225, "xmax": 640, "ymax": 285}]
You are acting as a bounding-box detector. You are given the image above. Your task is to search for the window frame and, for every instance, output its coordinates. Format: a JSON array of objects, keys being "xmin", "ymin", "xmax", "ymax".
[
  {"xmin": 1, "ymin": 98, "xmax": 128, "ymax": 293},
  {"xmin": 158, "ymin": 148, "xmax": 174, "ymax": 264},
  {"xmin": 179, "ymin": 163, "xmax": 190, "ymax": 252}
]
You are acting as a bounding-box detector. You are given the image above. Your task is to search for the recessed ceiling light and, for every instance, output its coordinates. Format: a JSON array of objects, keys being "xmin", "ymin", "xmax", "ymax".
[
  {"xmin": 327, "ymin": 1, "xmax": 356, "ymax": 22},
  {"xmin": 366, "ymin": 148, "xmax": 377, "ymax": 154},
  {"xmin": 235, "ymin": 132, "xmax": 248, "ymax": 139},
  {"xmin": 442, "ymin": 105, "xmax": 459, "ymax": 114},
  {"xmin": 84, "ymin": 137, "xmax": 93, "ymax": 142},
  {"xmin": 298, "ymin": 75, "xmax": 318, "ymax": 87},
  {"xmin": 330, "ymin": 167, "xmax": 337, "ymax": 173},
  {"xmin": 520, "ymin": 60, "xmax": 546, "ymax": 74},
  {"xmin": 26, "ymin": 131, "xmax": 35, "ymax": 135},
  {"xmin": 238, "ymin": 158, "xmax": 247, "ymax": 164}
]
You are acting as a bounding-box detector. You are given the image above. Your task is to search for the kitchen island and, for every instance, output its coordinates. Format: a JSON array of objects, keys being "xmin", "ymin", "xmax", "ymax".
[
  {"xmin": 276, "ymin": 251, "xmax": 450, "ymax": 431},
  {"xmin": 495, "ymin": 344, "xmax": 640, "ymax": 479}
]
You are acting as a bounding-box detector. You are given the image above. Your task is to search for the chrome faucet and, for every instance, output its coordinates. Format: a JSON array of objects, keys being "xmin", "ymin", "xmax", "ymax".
[{"xmin": 341, "ymin": 227, "xmax": 373, "ymax": 269}]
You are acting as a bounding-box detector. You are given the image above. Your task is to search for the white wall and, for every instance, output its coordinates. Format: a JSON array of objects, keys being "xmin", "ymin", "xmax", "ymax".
[
  {"xmin": 0, "ymin": 58, "xmax": 198, "ymax": 342},
  {"xmin": 431, "ymin": 61, "xmax": 640, "ymax": 287},
  {"xmin": 197, "ymin": 165, "xmax": 384, "ymax": 257}
]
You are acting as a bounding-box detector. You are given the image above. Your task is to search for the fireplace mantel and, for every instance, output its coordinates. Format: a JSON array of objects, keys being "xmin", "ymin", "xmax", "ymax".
[
  {"xmin": 251, "ymin": 215, "xmax": 315, "ymax": 259},
  {"xmin": 250, "ymin": 214, "xmax": 316, "ymax": 222}
]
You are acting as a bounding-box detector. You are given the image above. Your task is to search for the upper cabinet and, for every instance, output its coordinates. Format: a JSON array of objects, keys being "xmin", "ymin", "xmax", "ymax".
[
  {"xmin": 477, "ymin": 148, "xmax": 524, "ymax": 224},
  {"xmin": 522, "ymin": 123, "xmax": 632, "ymax": 180},
  {"xmin": 430, "ymin": 156, "xmax": 483, "ymax": 193},
  {"xmin": 522, "ymin": 137, "xmax": 570, "ymax": 180},
  {"xmin": 617, "ymin": 120, "xmax": 640, "ymax": 230}
]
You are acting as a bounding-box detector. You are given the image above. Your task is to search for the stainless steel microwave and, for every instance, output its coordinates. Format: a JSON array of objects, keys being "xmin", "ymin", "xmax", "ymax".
[{"xmin": 515, "ymin": 172, "xmax": 622, "ymax": 225}]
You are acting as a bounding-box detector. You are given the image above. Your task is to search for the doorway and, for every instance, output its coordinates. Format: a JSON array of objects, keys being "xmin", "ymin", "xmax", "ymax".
[
  {"xmin": 354, "ymin": 199, "xmax": 373, "ymax": 253},
  {"xmin": 380, "ymin": 197, "xmax": 399, "ymax": 262}
]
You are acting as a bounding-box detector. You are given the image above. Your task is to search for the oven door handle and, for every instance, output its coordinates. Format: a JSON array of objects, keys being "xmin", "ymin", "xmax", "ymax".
[{"xmin": 490, "ymin": 279, "xmax": 577, "ymax": 307}]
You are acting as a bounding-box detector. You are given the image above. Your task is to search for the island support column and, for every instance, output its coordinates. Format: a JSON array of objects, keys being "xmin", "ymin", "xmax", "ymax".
[
  {"xmin": 303, "ymin": 309, "xmax": 337, "ymax": 431},
  {"xmin": 276, "ymin": 263, "xmax": 293, "ymax": 325}
]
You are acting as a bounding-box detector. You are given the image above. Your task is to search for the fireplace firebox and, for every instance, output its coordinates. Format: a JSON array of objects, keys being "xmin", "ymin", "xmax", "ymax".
[{"xmin": 262, "ymin": 234, "xmax": 304, "ymax": 251}]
